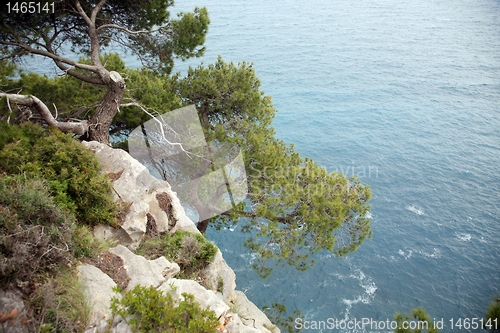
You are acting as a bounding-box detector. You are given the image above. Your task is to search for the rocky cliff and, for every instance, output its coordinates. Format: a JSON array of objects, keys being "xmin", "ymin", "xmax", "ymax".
[{"xmin": 80, "ymin": 141, "xmax": 279, "ymax": 333}]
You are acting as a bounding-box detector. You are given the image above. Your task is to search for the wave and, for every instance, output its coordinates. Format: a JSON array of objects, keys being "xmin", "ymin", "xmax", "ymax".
[
  {"xmin": 418, "ymin": 247, "xmax": 442, "ymax": 258},
  {"xmin": 398, "ymin": 249, "xmax": 413, "ymax": 259},
  {"xmin": 397, "ymin": 247, "xmax": 442, "ymax": 260},
  {"xmin": 405, "ymin": 205, "xmax": 425, "ymax": 215},
  {"xmin": 455, "ymin": 232, "xmax": 472, "ymax": 242},
  {"xmin": 340, "ymin": 269, "xmax": 377, "ymax": 322}
]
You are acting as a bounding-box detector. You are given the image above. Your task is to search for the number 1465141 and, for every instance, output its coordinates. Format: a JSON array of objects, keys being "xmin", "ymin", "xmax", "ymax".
[
  {"xmin": 6, "ymin": 2, "xmax": 55, "ymax": 14},
  {"xmin": 449, "ymin": 317, "xmax": 498, "ymax": 330}
]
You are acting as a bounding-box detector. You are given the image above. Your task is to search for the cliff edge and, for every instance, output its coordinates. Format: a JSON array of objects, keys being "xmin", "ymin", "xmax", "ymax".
[{"xmin": 80, "ymin": 141, "xmax": 279, "ymax": 333}]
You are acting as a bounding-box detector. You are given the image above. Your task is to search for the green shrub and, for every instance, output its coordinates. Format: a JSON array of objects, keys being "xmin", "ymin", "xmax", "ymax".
[
  {"xmin": 137, "ymin": 230, "xmax": 218, "ymax": 278},
  {"xmin": 262, "ymin": 303, "xmax": 299, "ymax": 333},
  {"xmin": 0, "ymin": 122, "xmax": 118, "ymax": 227},
  {"xmin": 0, "ymin": 176, "xmax": 109, "ymax": 283},
  {"xmin": 0, "ymin": 122, "xmax": 118, "ymax": 330},
  {"xmin": 110, "ymin": 285, "xmax": 219, "ymax": 333},
  {"xmin": 0, "ymin": 176, "xmax": 75, "ymax": 282},
  {"xmin": 71, "ymin": 224, "xmax": 108, "ymax": 258},
  {"xmin": 30, "ymin": 268, "xmax": 91, "ymax": 333},
  {"xmin": 484, "ymin": 296, "xmax": 500, "ymax": 332},
  {"xmin": 393, "ymin": 307, "xmax": 439, "ymax": 333}
]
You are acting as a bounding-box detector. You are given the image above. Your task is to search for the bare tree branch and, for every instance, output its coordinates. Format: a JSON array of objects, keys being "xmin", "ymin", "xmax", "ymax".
[
  {"xmin": 90, "ymin": 0, "xmax": 108, "ymax": 23},
  {"xmin": 52, "ymin": 59, "xmax": 105, "ymax": 85},
  {"xmin": 74, "ymin": 0, "xmax": 93, "ymax": 28},
  {"xmin": 120, "ymin": 101, "xmax": 200, "ymax": 158},
  {"xmin": 0, "ymin": 93, "xmax": 88, "ymax": 135},
  {"xmin": 1, "ymin": 41, "xmax": 98, "ymax": 73},
  {"xmin": 74, "ymin": 0, "xmax": 105, "ymax": 74},
  {"xmin": 96, "ymin": 24, "xmax": 154, "ymax": 34}
]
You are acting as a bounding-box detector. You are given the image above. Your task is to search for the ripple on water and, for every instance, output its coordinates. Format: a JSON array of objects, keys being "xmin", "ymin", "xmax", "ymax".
[{"xmin": 405, "ymin": 205, "xmax": 425, "ymax": 216}]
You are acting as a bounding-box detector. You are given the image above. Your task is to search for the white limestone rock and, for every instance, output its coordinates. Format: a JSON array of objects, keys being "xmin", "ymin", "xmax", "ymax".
[
  {"xmin": 225, "ymin": 313, "xmax": 267, "ymax": 333},
  {"xmin": 77, "ymin": 264, "xmax": 120, "ymax": 328},
  {"xmin": 229, "ymin": 291, "xmax": 279, "ymax": 333},
  {"xmin": 200, "ymin": 249, "xmax": 237, "ymax": 303},
  {"xmin": 82, "ymin": 141, "xmax": 278, "ymax": 333},
  {"xmin": 82, "ymin": 141, "xmax": 198, "ymax": 248},
  {"xmin": 159, "ymin": 278, "xmax": 230, "ymax": 320},
  {"xmin": 84, "ymin": 316, "xmax": 133, "ymax": 333},
  {"xmin": 108, "ymin": 244, "xmax": 180, "ymax": 290}
]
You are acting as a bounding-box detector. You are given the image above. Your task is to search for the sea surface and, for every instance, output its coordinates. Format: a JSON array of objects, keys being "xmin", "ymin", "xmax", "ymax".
[
  {"xmin": 166, "ymin": 1, "xmax": 500, "ymax": 332},
  {"xmin": 27, "ymin": 0, "xmax": 500, "ymax": 332}
]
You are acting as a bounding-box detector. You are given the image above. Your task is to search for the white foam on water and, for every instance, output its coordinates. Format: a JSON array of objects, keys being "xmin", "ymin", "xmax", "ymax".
[
  {"xmin": 405, "ymin": 205, "xmax": 425, "ymax": 215},
  {"xmin": 395, "ymin": 247, "xmax": 442, "ymax": 261},
  {"xmin": 398, "ymin": 249, "xmax": 413, "ymax": 259},
  {"xmin": 340, "ymin": 269, "xmax": 377, "ymax": 322},
  {"xmin": 418, "ymin": 247, "xmax": 442, "ymax": 258},
  {"xmin": 240, "ymin": 252, "xmax": 259, "ymax": 265},
  {"xmin": 455, "ymin": 232, "xmax": 472, "ymax": 242}
]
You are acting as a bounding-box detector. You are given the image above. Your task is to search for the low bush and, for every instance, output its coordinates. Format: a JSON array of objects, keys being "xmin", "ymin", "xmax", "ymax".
[
  {"xmin": 0, "ymin": 176, "xmax": 110, "ymax": 282},
  {"xmin": 0, "ymin": 122, "xmax": 119, "ymax": 331},
  {"xmin": 30, "ymin": 268, "xmax": 91, "ymax": 333},
  {"xmin": 110, "ymin": 285, "xmax": 219, "ymax": 333},
  {"xmin": 393, "ymin": 307, "xmax": 439, "ymax": 333},
  {"xmin": 138, "ymin": 230, "xmax": 218, "ymax": 278},
  {"xmin": 0, "ymin": 122, "xmax": 119, "ymax": 227},
  {"xmin": 484, "ymin": 296, "xmax": 500, "ymax": 332},
  {"xmin": 0, "ymin": 176, "xmax": 75, "ymax": 282}
]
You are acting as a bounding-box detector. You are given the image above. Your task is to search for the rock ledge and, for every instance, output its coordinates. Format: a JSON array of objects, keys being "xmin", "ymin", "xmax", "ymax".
[{"xmin": 80, "ymin": 141, "xmax": 279, "ymax": 333}]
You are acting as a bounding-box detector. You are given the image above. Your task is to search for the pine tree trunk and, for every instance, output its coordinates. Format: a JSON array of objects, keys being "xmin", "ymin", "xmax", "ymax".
[{"xmin": 88, "ymin": 71, "xmax": 125, "ymax": 144}]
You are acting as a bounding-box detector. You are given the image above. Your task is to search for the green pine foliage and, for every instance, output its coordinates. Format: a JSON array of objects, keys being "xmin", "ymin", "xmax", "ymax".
[
  {"xmin": 110, "ymin": 285, "xmax": 219, "ymax": 333},
  {"xmin": 263, "ymin": 303, "xmax": 303, "ymax": 333},
  {"xmin": 484, "ymin": 296, "xmax": 500, "ymax": 332},
  {"xmin": 393, "ymin": 307, "xmax": 439, "ymax": 333},
  {"xmin": 112, "ymin": 66, "xmax": 182, "ymax": 143},
  {"xmin": 0, "ymin": 122, "xmax": 119, "ymax": 226},
  {"xmin": 174, "ymin": 57, "xmax": 372, "ymax": 277},
  {"xmin": 0, "ymin": 2, "xmax": 209, "ymax": 75},
  {"xmin": 0, "ymin": 60, "xmax": 16, "ymax": 87}
]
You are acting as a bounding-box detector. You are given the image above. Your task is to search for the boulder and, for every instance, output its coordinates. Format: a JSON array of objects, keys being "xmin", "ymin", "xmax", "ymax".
[
  {"xmin": 158, "ymin": 278, "xmax": 230, "ymax": 320},
  {"xmin": 77, "ymin": 264, "xmax": 119, "ymax": 327},
  {"xmin": 82, "ymin": 141, "xmax": 198, "ymax": 248},
  {"xmin": 229, "ymin": 291, "xmax": 278, "ymax": 333},
  {"xmin": 108, "ymin": 244, "xmax": 180, "ymax": 290},
  {"xmin": 0, "ymin": 290, "xmax": 29, "ymax": 333},
  {"xmin": 200, "ymin": 249, "xmax": 237, "ymax": 303}
]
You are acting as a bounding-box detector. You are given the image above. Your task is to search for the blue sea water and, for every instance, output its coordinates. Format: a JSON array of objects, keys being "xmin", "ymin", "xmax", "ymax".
[
  {"xmin": 164, "ymin": 0, "xmax": 500, "ymax": 332},
  {"xmin": 25, "ymin": 0, "xmax": 500, "ymax": 331}
]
